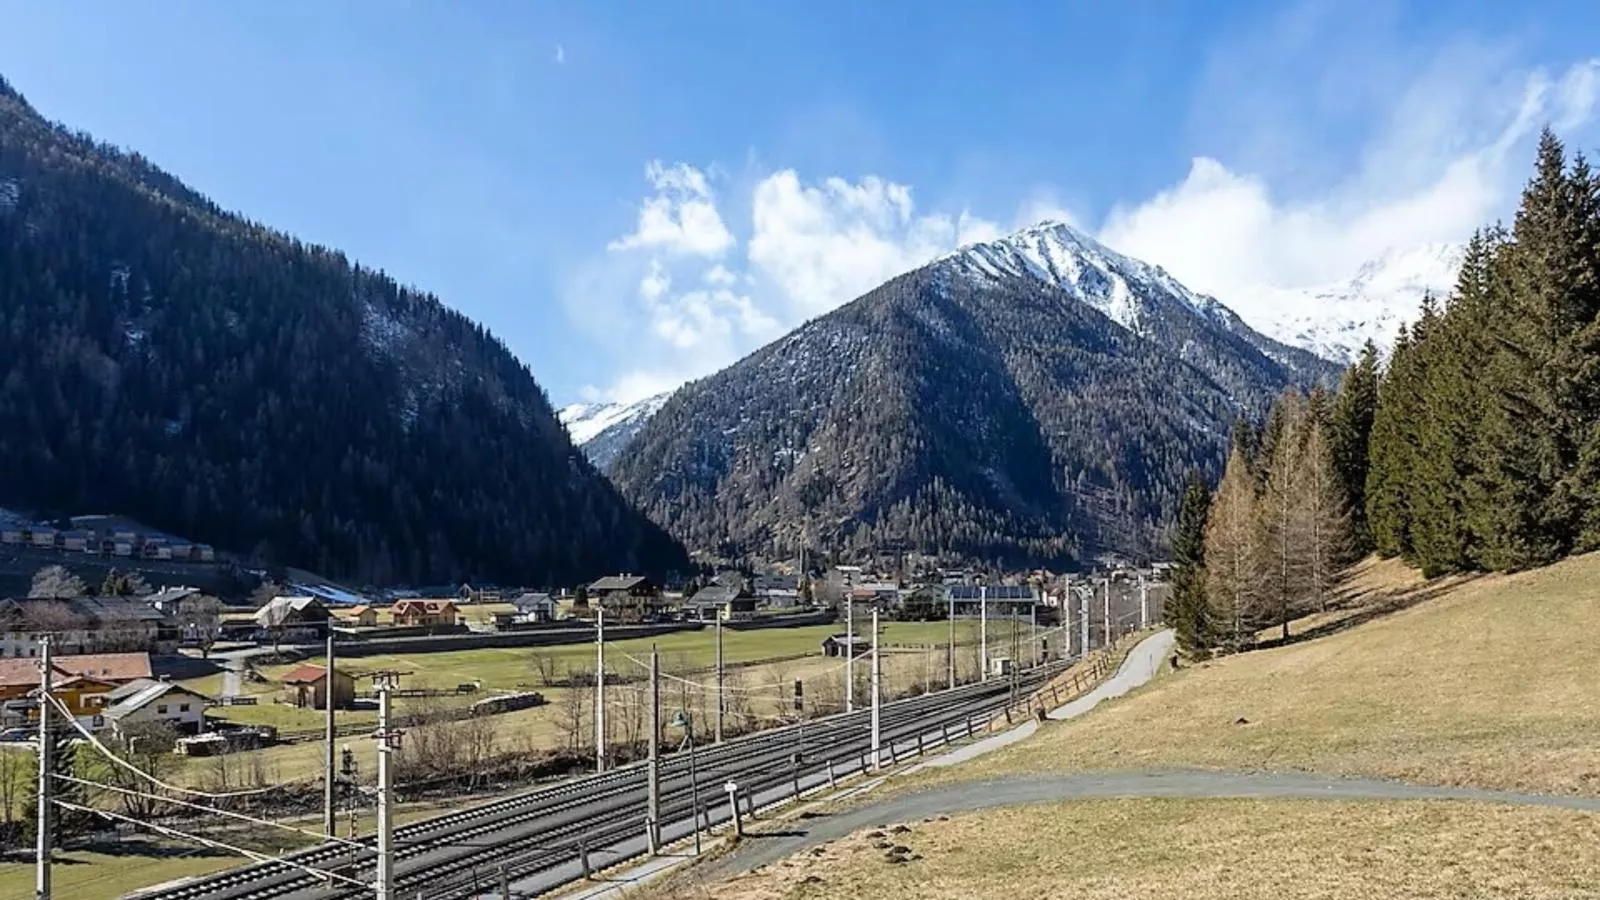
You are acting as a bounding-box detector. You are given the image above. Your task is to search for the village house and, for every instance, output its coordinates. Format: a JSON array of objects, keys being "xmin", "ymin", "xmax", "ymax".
[
  {"xmin": 279, "ymin": 664, "xmax": 357, "ymax": 710},
  {"xmin": 586, "ymin": 575, "xmax": 665, "ymax": 622},
  {"xmin": 58, "ymin": 529, "xmax": 92, "ymax": 552},
  {"xmin": 847, "ymin": 582, "xmax": 902, "ymax": 613},
  {"xmin": 0, "ymin": 652, "xmax": 153, "ymax": 704},
  {"xmin": 821, "ymin": 633, "xmax": 871, "ymax": 658},
  {"xmin": 753, "ymin": 574, "xmax": 803, "ymax": 608},
  {"xmin": 0, "ymin": 597, "xmax": 179, "ymax": 657},
  {"xmin": 389, "ymin": 599, "xmax": 459, "ymax": 628},
  {"xmin": 25, "ymin": 674, "xmax": 122, "ymax": 729},
  {"xmin": 687, "ymin": 582, "xmax": 758, "ymax": 621},
  {"xmin": 343, "ymin": 604, "xmax": 379, "ymax": 628},
  {"xmin": 102, "ymin": 679, "xmax": 212, "ymax": 739},
  {"xmin": 511, "ymin": 592, "xmax": 556, "ymax": 623},
  {"xmin": 253, "ymin": 595, "xmax": 332, "ymax": 644}
]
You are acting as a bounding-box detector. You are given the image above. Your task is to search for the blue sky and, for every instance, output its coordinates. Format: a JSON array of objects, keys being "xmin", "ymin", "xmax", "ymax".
[{"xmin": 2, "ymin": 1, "xmax": 1597, "ymax": 404}]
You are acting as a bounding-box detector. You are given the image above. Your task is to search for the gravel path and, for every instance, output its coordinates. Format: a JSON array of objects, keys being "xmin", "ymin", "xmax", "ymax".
[{"xmin": 706, "ymin": 770, "xmax": 1600, "ymax": 879}]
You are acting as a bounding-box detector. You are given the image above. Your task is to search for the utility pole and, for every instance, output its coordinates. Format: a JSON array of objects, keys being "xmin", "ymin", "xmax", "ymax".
[
  {"xmin": 979, "ymin": 585, "xmax": 988, "ymax": 681},
  {"xmin": 595, "ymin": 608, "xmax": 606, "ymax": 774},
  {"xmin": 35, "ymin": 635, "xmax": 51, "ymax": 900},
  {"xmin": 1079, "ymin": 582, "xmax": 1089, "ymax": 655},
  {"xmin": 646, "ymin": 644, "xmax": 660, "ymax": 854},
  {"xmin": 1061, "ymin": 576, "xmax": 1072, "ymax": 660},
  {"xmin": 1139, "ymin": 573, "xmax": 1149, "ymax": 630},
  {"xmin": 1030, "ymin": 603, "xmax": 1039, "ymax": 668},
  {"xmin": 1103, "ymin": 577, "xmax": 1112, "ymax": 648},
  {"xmin": 869, "ymin": 609, "xmax": 881, "ymax": 769},
  {"xmin": 714, "ymin": 611, "xmax": 724, "ymax": 743},
  {"xmin": 323, "ymin": 629, "xmax": 337, "ymax": 839},
  {"xmin": 373, "ymin": 673, "xmax": 402, "ymax": 900},
  {"xmin": 946, "ymin": 586, "xmax": 955, "ymax": 690},
  {"xmin": 845, "ymin": 597, "xmax": 855, "ymax": 712}
]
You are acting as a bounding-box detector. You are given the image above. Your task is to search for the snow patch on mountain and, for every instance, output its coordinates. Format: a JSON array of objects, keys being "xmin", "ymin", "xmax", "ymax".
[
  {"xmin": 1242, "ymin": 243, "xmax": 1464, "ymax": 363},
  {"xmin": 559, "ymin": 392, "xmax": 673, "ymax": 469},
  {"xmin": 559, "ymin": 393, "xmax": 669, "ymax": 445}
]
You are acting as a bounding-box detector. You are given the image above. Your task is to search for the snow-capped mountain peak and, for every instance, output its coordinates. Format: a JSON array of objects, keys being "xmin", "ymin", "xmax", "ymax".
[
  {"xmin": 945, "ymin": 219, "xmax": 1463, "ymax": 365},
  {"xmin": 939, "ymin": 219, "xmax": 1223, "ymax": 333},
  {"xmin": 559, "ymin": 392, "xmax": 672, "ymax": 470},
  {"xmin": 1239, "ymin": 242, "xmax": 1465, "ymax": 363}
]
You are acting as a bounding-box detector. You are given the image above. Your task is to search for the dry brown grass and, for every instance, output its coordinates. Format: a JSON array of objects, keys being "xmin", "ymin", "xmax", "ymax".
[
  {"xmin": 656, "ymin": 798, "xmax": 1600, "ymax": 900},
  {"xmin": 926, "ymin": 552, "xmax": 1600, "ymax": 796}
]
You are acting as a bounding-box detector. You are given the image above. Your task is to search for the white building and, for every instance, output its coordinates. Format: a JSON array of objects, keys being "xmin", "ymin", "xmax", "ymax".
[{"xmin": 102, "ymin": 679, "xmax": 210, "ymax": 740}]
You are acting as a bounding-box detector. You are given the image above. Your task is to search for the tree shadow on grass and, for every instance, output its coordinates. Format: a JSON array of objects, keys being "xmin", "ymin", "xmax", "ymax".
[{"xmin": 1253, "ymin": 568, "xmax": 1487, "ymax": 652}]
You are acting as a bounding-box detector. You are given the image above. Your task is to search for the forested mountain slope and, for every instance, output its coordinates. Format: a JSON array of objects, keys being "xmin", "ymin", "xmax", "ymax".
[
  {"xmin": 611, "ymin": 224, "xmax": 1340, "ymax": 566},
  {"xmin": 0, "ymin": 75, "xmax": 687, "ymax": 586}
]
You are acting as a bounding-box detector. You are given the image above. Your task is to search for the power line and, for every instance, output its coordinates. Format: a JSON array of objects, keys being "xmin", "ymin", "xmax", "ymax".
[{"xmin": 50, "ymin": 799, "xmax": 370, "ymax": 889}]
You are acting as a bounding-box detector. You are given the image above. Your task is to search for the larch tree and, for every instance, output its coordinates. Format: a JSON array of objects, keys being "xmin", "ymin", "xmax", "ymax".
[
  {"xmin": 1299, "ymin": 418, "xmax": 1349, "ymax": 613},
  {"xmin": 1203, "ymin": 447, "xmax": 1262, "ymax": 652},
  {"xmin": 1258, "ymin": 390, "xmax": 1308, "ymax": 641}
]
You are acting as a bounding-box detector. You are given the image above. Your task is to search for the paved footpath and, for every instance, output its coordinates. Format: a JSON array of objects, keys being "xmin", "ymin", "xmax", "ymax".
[
  {"xmin": 905, "ymin": 629, "xmax": 1177, "ymax": 773},
  {"xmin": 704, "ymin": 770, "xmax": 1600, "ymax": 879}
]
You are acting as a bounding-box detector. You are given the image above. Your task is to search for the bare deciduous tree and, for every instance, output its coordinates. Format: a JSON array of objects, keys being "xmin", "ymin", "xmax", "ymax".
[
  {"xmin": 29, "ymin": 565, "xmax": 86, "ymax": 599},
  {"xmin": 529, "ymin": 650, "xmax": 560, "ymax": 687},
  {"xmin": 555, "ymin": 668, "xmax": 593, "ymax": 754},
  {"xmin": 180, "ymin": 594, "xmax": 224, "ymax": 658}
]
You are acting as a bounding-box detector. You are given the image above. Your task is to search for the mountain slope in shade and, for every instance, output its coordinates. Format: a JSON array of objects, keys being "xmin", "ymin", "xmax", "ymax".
[
  {"xmin": 559, "ymin": 392, "xmax": 672, "ymax": 470},
  {"xmin": 0, "ymin": 74, "xmax": 688, "ymax": 586},
  {"xmin": 1243, "ymin": 243, "xmax": 1465, "ymax": 363},
  {"xmin": 610, "ymin": 222, "xmax": 1341, "ymax": 567}
]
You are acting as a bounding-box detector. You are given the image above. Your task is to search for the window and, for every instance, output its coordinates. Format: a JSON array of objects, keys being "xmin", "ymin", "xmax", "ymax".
[
  {"xmin": 179, "ymin": 703, "xmax": 191, "ymax": 713},
  {"xmin": 157, "ymin": 704, "xmax": 167, "ymax": 714}
]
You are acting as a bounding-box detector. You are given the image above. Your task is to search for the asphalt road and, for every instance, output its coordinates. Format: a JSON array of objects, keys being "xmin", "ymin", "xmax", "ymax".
[{"xmin": 705, "ymin": 770, "xmax": 1600, "ymax": 879}]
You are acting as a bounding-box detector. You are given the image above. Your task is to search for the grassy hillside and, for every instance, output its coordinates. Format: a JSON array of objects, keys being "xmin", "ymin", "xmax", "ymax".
[
  {"xmin": 658, "ymin": 554, "xmax": 1600, "ymax": 900},
  {"xmin": 942, "ymin": 552, "xmax": 1600, "ymax": 795},
  {"xmin": 688, "ymin": 798, "xmax": 1600, "ymax": 900}
]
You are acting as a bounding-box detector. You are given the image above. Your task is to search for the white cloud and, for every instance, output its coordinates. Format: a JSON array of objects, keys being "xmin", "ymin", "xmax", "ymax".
[
  {"xmin": 576, "ymin": 164, "xmax": 1000, "ymax": 403},
  {"xmin": 746, "ymin": 171, "xmax": 997, "ymax": 319},
  {"xmin": 703, "ymin": 264, "xmax": 738, "ymax": 287},
  {"xmin": 553, "ymin": 44, "xmax": 565, "ymax": 65},
  {"xmin": 572, "ymin": 50, "xmax": 1600, "ymax": 404},
  {"xmin": 1099, "ymin": 57, "xmax": 1600, "ymax": 325},
  {"xmin": 607, "ymin": 161, "xmax": 735, "ymax": 257}
]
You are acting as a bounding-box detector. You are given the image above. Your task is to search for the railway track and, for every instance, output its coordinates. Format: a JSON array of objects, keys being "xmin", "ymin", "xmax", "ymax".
[{"xmin": 139, "ymin": 664, "xmax": 1064, "ymax": 900}]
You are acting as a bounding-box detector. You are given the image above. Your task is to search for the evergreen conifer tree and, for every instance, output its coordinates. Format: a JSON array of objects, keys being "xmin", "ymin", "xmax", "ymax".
[
  {"xmin": 1329, "ymin": 342, "xmax": 1379, "ymax": 555},
  {"xmin": 1166, "ymin": 470, "xmax": 1213, "ymax": 657}
]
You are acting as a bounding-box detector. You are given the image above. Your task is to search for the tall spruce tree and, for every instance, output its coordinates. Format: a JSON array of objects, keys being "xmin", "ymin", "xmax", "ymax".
[
  {"xmin": 1166, "ymin": 470, "xmax": 1213, "ymax": 657},
  {"xmin": 1366, "ymin": 320, "xmax": 1428, "ymax": 560},
  {"xmin": 1500, "ymin": 129, "xmax": 1589, "ymax": 563},
  {"xmin": 1329, "ymin": 342, "xmax": 1379, "ymax": 555}
]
